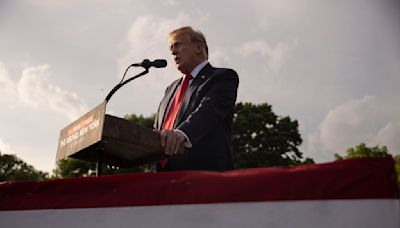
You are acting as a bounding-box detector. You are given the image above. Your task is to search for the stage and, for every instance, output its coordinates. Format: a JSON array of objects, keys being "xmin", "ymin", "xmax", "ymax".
[{"xmin": 1, "ymin": 157, "xmax": 399, "ymax": 227}]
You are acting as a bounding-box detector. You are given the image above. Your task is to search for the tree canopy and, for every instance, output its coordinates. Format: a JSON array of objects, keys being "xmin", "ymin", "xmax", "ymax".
[
  {"xmin": 124, "ymin": 113, "xmax": 155, "ymax": 129},
  {"xmin": 0, "ymin": 152, "xmax": 48, "ymax": 181},
  {"xmin": 335, "ymin": 143, "xmax": 389, "ymax": 160},
  {"xmin": 53, "ymin": 157, "xmax": 96, "ymax": 178},
  {"xmin": 232, "ymin": 102, "xmax": 313, "ymax": 169}
]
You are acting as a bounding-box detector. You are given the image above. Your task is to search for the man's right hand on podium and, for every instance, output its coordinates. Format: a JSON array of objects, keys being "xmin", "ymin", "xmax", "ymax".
[{"xmin": 157, "ymin": 129, "xmax": 186, "ymax": 155}]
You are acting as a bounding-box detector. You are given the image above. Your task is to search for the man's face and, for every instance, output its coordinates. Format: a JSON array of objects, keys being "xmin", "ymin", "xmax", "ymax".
[{"xmin": 169, "ymin": 33, "xmax": 198, "ymax": 74}]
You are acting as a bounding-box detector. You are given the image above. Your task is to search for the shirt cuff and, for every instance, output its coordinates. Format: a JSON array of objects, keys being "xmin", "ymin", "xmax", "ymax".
[{"xmin": 174, "ymin": 129, "xmax": 192, "ymax": 148}]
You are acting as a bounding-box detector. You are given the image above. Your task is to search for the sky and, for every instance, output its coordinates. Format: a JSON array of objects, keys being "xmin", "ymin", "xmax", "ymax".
[{"xmin": 1, "ymin": 0, "xmax": 399, "ymax": 173}]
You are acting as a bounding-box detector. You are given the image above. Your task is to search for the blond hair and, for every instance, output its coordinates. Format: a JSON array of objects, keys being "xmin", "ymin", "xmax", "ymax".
[{"xmin": 169, "ymin": 26, "xmax": 208, "ymax": 58}]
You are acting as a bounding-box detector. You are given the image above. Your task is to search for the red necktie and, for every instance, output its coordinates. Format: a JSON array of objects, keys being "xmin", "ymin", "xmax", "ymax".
[
  {"xmin": 162, "ymin": 74, "xmax": 193, "ymax": 130},
  {"xmin": 159, "ymin": 74, "xmax": 193, "ymax": 168}
]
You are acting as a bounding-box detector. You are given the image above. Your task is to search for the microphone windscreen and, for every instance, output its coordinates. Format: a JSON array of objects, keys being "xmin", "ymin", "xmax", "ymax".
[{"xmin": 154, "ymin": 59, "xmax": 167, "ymax": 68}]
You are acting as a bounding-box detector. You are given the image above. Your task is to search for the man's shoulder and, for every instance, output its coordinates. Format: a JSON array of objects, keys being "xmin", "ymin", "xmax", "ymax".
[{"xmin": 204, "ymin": 64, "xmax": 238, "ymax": 78}]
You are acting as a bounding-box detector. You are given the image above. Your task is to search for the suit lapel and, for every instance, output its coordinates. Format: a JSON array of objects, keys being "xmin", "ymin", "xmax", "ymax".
[
  {"xmin": 158, "ymin": 78, "xmax": 182, "ymax": 129},
  {"xmin": 174, "ymin": 63, "xmax": 214, "ymax": 127}
]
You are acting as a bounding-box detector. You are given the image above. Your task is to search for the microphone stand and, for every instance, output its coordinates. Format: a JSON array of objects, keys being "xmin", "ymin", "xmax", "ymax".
[
  {"xmin": 104, "ymin": 67, "xmax": 149, "ymax": 104},
  {"xmin": 104, "ymin": 59, "xmax": 166, "ymax": 105},
  {"xmin": 97, "ymin": 66, "xmax": 149, "ymax": 176}
]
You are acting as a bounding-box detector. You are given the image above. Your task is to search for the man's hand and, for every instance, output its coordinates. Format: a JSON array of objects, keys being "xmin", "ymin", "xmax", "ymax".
[{"xmin": 159, "ymin": 129, "xmax": 186, "ymax": 155}]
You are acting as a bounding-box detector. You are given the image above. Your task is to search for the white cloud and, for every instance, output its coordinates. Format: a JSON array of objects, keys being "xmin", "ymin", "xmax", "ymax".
[
  {"xmin": 0, "ymin": 62, "xmax": 88, "ymax": 172},
  {"xmin": 0, "ymin": 62, "xmax": 87, "ymax": 121},
  {"xmin": 306, "ymin": 95, "xmax": 400, "ymax": 161},
  {"xmin": 210, "ymin": 50, "xmax": 231, "ymax": 67},
  {"xmin": 0, "ymin": 137, "xmax": 12, "ymax": 155},
  {"xmin": 120, "ymin": 14, "xmax": 190, "ymax": 67},
  {"xmin": 236, "ymin": 40, "xmax": 294, "ymax": 75},
  {"xmin": 319, "ymin": 96, "xmax": 379, "ymax": 152},
  {"xmin": 0, "ymin": 62, "xmax": 17, "ymax": 100},
  {"xmin": 18, "ymin": 65, "xmax": 50, "ymax": 108},
  {"xmin": 162, "ymin": 0, "xmax": 177, "ymax": 6},
  {"xmin": 18, "ymin": 65, "xmax": 88, "ymax": 120},
  {"xmin": 373, "ymin": 121, "xmax": 400, "ymax": 155}
]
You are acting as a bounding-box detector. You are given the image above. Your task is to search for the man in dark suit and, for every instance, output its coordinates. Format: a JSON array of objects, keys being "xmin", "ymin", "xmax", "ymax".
[{"xmin": 155, "ymin": 26, "xmax": 239, "ymax": 171}]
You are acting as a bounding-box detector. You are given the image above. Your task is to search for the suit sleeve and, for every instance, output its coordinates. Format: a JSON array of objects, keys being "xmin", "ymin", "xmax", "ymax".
[{"xmin": 177, "ymin": 69, "xmax": 239, "ymax": 145}]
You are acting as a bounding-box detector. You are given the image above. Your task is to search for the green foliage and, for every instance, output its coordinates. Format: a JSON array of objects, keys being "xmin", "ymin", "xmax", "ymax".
[
  {"xmin": 53, "ymin": 114, "xmax": 156, "ymax": 178},
  {"xmin": 53, "ymin": 157, "xmax": 96, "ymax": 178},
  {"xmin": 232, "ymin": 102, "xmax": 313, "ymax": 169},
  {"xmin": 335, "ymin": 143, "xmax": 400, "ymax": 188},
  {"xmin": 0, "ymin": 152, "xmax": 48, "ymax": 181},
  {"xmin": 335, "ymin": 143, "xmax": 389, "ymax": 160},
  {"xmin": 124, "ymin": 113, "xmax": 155, "ymax": 129}
]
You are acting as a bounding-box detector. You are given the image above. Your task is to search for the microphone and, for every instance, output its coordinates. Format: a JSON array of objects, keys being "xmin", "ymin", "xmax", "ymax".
[
  {"xmin": 105, "ymin": 59, "xmax": 167, "ymax": 103},
  {"xmin": 131, "ymin": 59, "xmax": 167, "ymax": 69}
]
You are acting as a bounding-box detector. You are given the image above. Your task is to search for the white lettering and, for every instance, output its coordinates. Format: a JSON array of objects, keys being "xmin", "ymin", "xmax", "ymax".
[
  {"xmin": 88, "ymin": 119, "xmax": 100, "ymax": 130},
  {"xmin": 66, "ymin": 132, "xmax": 79, "ymax": 144},
  {"xmin": 79, "ymin": 126, "xmax": 88, "ymax": 136}
]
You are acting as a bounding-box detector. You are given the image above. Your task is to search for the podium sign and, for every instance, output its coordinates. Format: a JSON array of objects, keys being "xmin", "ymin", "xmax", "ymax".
[
  {"xmin": 56, "ymin": 102, "xmax": 105, "ymax": 162},
  {"xmin": 56, "ymin": 102, "xmax": 164, "ymax": 168}
]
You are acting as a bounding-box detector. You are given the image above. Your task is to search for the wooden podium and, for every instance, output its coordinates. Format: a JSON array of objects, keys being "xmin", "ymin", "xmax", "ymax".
[{"xmin": 56, "ymin": 102, "xmax": 164, "ymax": 172}]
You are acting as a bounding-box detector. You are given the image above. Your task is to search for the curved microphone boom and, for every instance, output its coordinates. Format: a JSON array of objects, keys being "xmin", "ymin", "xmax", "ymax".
[{"xmin": 104, "ymin": 59, "xmax": 167, "ymax": 104}]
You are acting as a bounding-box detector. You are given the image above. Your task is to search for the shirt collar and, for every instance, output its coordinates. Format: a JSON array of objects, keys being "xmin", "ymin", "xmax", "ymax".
[{"xmin": 189, "ymin": 60, "xmax": 208, "ymax": 79}]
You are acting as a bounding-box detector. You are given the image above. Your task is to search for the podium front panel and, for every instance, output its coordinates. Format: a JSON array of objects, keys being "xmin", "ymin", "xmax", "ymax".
[{"xmin": 56, "ymin": 102, "xmax": 106, "ymax": 162}]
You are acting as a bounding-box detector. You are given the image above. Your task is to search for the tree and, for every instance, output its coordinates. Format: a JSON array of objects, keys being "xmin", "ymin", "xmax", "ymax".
[
  {"xmin": 335, "ymin": 143, "xmax": 399, "ymax": 188},
  {"xmin": 0, "ymin": 152, "xmax": 48, "ymax": 181},
  {"xmin": 232, "ymin": 102, "xmax": 313, "ymax": 169},
  {"xmin": 53, "ymin": 157, "xmax": 96, "ymax": 178},
  {"xmin": 53, "ymin": 114, "xmax": 156, "ymax": 178},
  {"xmin": 335, "ymin": 143, "xmax": 389, "ymax": 160},
  {"xmin": 124, "ymin": 113, "xmax": 155, "ymax": 129}
]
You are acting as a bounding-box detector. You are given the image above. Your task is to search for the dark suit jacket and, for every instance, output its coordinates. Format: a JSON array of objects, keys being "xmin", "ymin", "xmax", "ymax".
[{"xmin": 154, "ymin": 63, "xmax": 239, "ymax": 171}]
